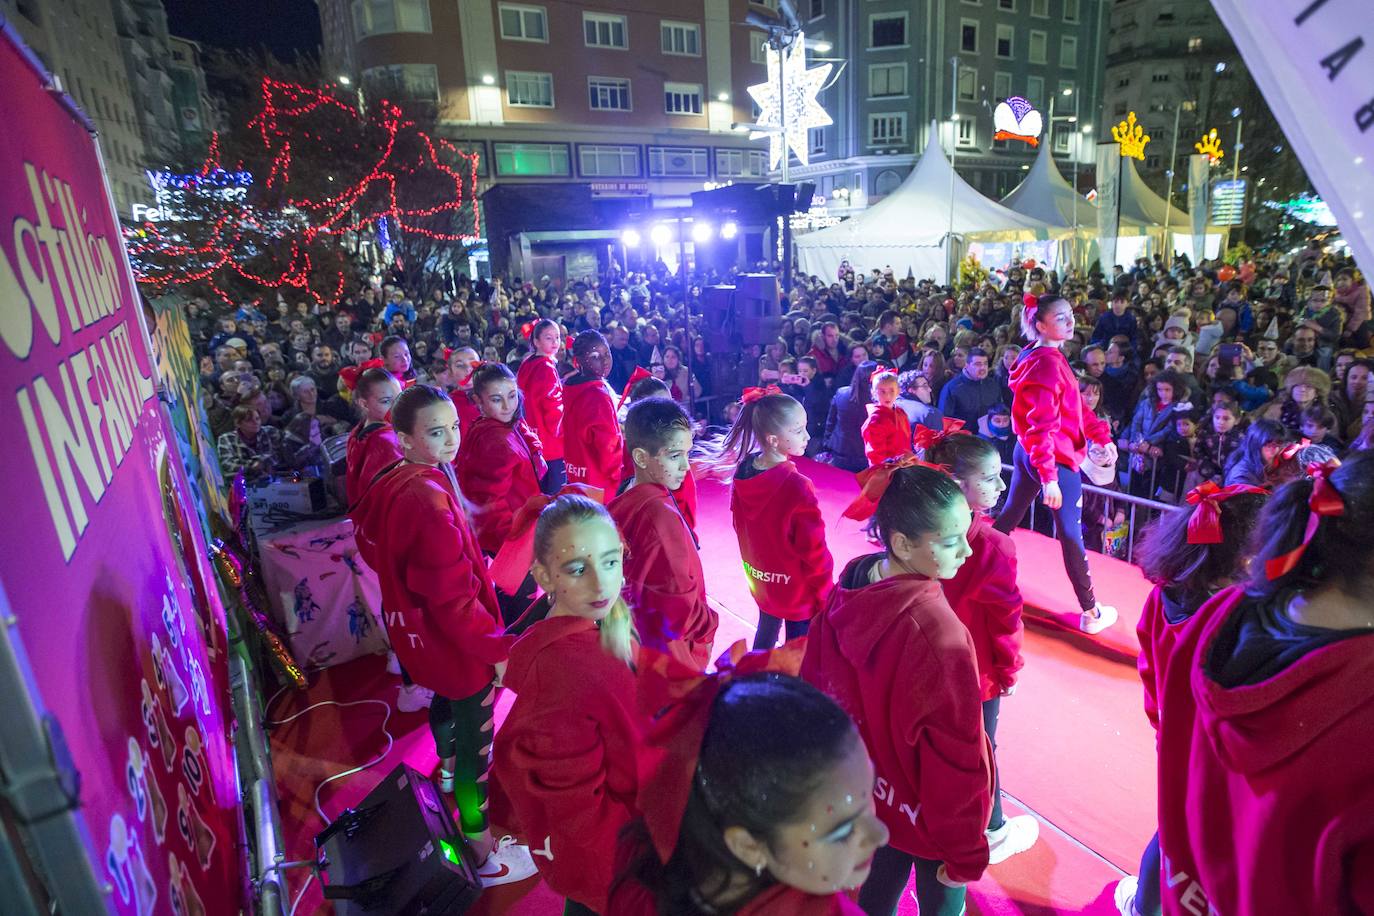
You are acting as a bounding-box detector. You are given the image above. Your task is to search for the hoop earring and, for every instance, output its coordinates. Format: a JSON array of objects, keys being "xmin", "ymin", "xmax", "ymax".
[{"xmin": 755, "ymin": 861, "xmax": 765, "ymax": 878}]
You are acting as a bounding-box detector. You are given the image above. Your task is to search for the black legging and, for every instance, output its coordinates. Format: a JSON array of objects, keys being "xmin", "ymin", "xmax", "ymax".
[
  {"xmin": 429, "ymin": 684, "xmax": 494, "ymax": 835},
  {"xmin": 1135, "ymin": 831, "xmax": 1162, "ymax": 915},
  {"xmin": 858, "ymin": 846, "xmax": 964, "ymax": 916},
  {"xmin": 983, "ymin": 695, "xmax": 1003, "ymax": 831},
  {"xmin": 752, "ymin": 613, "xmax": 810, "ymax": 650}
]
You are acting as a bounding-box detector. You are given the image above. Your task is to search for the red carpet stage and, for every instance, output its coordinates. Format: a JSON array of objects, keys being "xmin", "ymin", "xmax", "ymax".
[{"xmin": 273, "ymin": 459, "xmax": 1158, "ymax": 914}]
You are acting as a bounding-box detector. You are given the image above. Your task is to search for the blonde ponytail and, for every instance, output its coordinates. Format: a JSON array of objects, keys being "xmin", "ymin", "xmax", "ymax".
[{"xmin": 598, "ymin": 597, "xmax": 638, "ymax": 665}]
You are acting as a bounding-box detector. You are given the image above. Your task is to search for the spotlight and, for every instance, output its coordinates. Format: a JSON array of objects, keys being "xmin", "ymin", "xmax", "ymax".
[
  {"xmin": 1215, "ymin": 61, "xmax": 1227, "ymax": 73},
  {"xmin": 721, "ymin": 221, "xmax": 739, "ymax": 240},
  {"xmin": 691, "ymin": 221, "xmax": 713, "ymax": 243},
  {"xmin": 650, "ymin": 224, "xmax": 672, "ymax": 246},
  {"xmin": 621, "ymin": 228, "xmax": 641, "ymax": 247},
  {"xmin": 481, "ymin": 74, "xmax": 496, "ymax": 85}
]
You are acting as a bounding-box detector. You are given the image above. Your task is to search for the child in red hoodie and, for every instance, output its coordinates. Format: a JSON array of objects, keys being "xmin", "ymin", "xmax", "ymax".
[
  {"xmin": 619, "ymin": 375, "xmax": 698, "ymax": 533},
  {"xmin": 801, "ymin": 462, "xmax": 993, "ymax": 916},
  {"xmin": 445, "ymin": 345, "xmax": 482, "ymax": 438},
  {"xmin": 993, "ymin": 294, "xmax": 1120, "ymax": 635},
  {"xmin": 862, "ymin": 369, "xmax": 912, "ymax": 467},
  {"xmin": 710, "ymin": 386, "xmax": 833, "ymax": 649},
  {"xmin": 610, "ymin": 398, "xmax": 718, "ymax": 670},
  {"xmin": 491, "ymin": 493, "xmax": 645, "ymax": 915},
  {"xmin": 924, "ymin": 427, "xmax": 1039, "ymax": 867},
  {"xmin": 1151, "ymin": 460, "xmax": 1374, "ymax": 916},
  {"xmin": 611, "ymin": 655, "xmax": 888, "ymax": 915},
  {"xmin": 564, "ymin": 329, "xmax": 625, "ymax": 501},
  {"xmin": 517, "ymin": 318, "xmax": 566, "ymax": 492},
  {"xmin": 342, "ymin": 366, "xmax": 402, "ymax": 510},
  {"xmin": 351, "ymin": 385, "xmax": 535, "ymax": 887},
  {"xmin": 1114, "ymin": 482, "xmax": 1266, "ymax": 916}
]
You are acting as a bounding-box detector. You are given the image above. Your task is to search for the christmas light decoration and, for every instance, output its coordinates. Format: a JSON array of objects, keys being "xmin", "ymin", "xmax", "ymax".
[
  {"xmin": 1195, "ymin": 128, "xmax": 1225, "ymax": 164},
  {"xmin": 993, "ymin": 97, "xmax": 1043, "ymax": 147},
  {"xmin": 746, "ymin": 32, "xmax": 832, "ymax": 170},
  {"xmin": 1112, "ymin": 112, "xmax": 1150, "ymax": 160}
]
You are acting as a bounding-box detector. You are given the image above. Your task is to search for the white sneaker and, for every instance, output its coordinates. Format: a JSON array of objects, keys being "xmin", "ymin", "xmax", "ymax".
[
  {"xmin": 396, "ymin": 682, "xmax": 434, "ymax": 713},
  {"xmin": 986, "ymin": 814, "xmax": 1039, "ymax": 865},
  {"xmin": 1080, "ymin": 602, "xmax": 1119, "ymax": 635},
  {"xmin": 1114, "ymin": 875, "xmax": 1142, "ymax": 916},
  {"xmin": 477, "ymin": 835, "xmax": 538, "ymax": 887},
  {"xmin": 385, "ymin": 651, "xmax": 402, "ymax": 675}
]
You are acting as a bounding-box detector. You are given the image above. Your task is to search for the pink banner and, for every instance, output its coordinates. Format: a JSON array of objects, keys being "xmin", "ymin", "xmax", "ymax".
[{"xmin": 0, "ymin": 29, "xmax": 241, "ymax": 916}]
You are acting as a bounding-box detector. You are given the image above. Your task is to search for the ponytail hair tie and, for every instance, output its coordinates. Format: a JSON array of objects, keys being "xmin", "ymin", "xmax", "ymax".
[
  {"xmin": 338, "ymin": 358, "xmax": 385, "ymax": 391},
  {"xmin": 740, "ymin": 384, "xmax": 782, "ymax": 405},
  {"xmin": 1264, "ymin": 459, "xmax": 1344, "ymax": 580},
  {"xmin": 1184, "ymin": 481, "xmax": 1266, "ymax": 545},
  {"xmin": 842, "ymin": 454, "xmax": 950, "ymax": 521},
  {"xmin": 912, "ymin": 417, "xmax": 969, "ymax": 452}
]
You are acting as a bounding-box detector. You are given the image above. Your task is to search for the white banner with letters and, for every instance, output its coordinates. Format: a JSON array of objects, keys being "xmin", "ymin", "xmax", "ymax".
[
  {"xmin": 1188, "ymin": 154, "xmax": 1211, "ymax": 265},
  {"xmin": 1096, "ymin": 143, "xmax": 1122, "ymax": 271},
  {"xmin": 1209, "ymin": 0, "xmax": 1374, "ymax": 269}
]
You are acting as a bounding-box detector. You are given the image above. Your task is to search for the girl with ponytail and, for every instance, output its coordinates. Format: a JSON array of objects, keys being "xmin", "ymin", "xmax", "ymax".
[
  {"xmin": 517, "ymin": 317, "xmax": 567, "ymax": 492},
  {"xmin": 491, "ymin": 494, "xmax": 646, "ymax": 915},
  {"xmin": 1152, "ymin": 453, "xmax": 1374, "ymax": 916},
  {"xmin": 994, "ymin": 294, "xmax": 1120, "ymax": 635}
]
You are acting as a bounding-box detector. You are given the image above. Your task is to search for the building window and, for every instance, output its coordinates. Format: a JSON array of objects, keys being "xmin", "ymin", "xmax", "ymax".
[
  {"xmin": 957, "ymin": 118, "xmax": 976, "ymax": 147},
  {"xmin": 1151, "ymin": 72, "xmax": 1170, "ymax": 83},
  {"xmin": 809, "ymin": 0, "xmax": 824, "ymax": 18},
  {"xmin": 1158, "ymin": 4, "xmax": 1176, "ymax": 21},
  {"xmin": 750, "ymin": 31, "xmax": 769, "ymax": 63},
  {"xmin": 996, "ymin": 24, "xmax": 1014, "ymax": 59},
  {"xmin": 994, "ymin": 71, "xmax": 1012, "ymax": 101},
  {"xmin": 493, "ymin": 142, "xmax": 569, "ymax": 176},
  {"xmin": 661, "ymin": 21, "xmax": 700, "ymax": 56},
  {"xmin": 960, "ymin": 19, "xmax": 979, "ymax": 53},
  {"xmin": 1187, "ymin": 36, "xmax": 1203, "ymax": 52},
  {"xmin": 1030, "ymin": 0, "xmax": 1048, "ymax": 17},
  {"xmin": 448, "ymin": 140, "xmax": 489, "ymax": 177},
  {"xmin": 1181, "ymin": 99, "xmax": 1197, "ymax": 112},
  {"xmin": 506, "ymin": 71, "xmax": 554, "ymax": 107},
  {"xmin": 1060, "ymin": 35, "xmax": 1077, "ymax": 67},
  {"xmin": 583, "ymin": 12, "xmax": 627, "ymax": 49},
  {"xmin": 1054, "ymin": 130, "xmax": 1070, "ymax": 153},
  {"xmin": 351, "ymin": 0, "xmax": 432, "ymax": 37},
  {"xmin": 664, "ymin": 82, "xmax": 703, "ymax": 115},
  {"xmin": 579, "ymin": 144, "xmax": 640, "ymax": 177},
  {"xmin": 870, "ymin": 13, "xmax": 907, "ymax": 48},
  {"xmin": 868, "ymin": 113, "xmax": 907, "ymax": 146},
  {"xmin": 998, "ymin": 0, "xmax": 1015, "ymax": 9},
  {"xmin": 716, "ymin": 148, "xmax": 768, "ymax": 178},
  {"xmin": 1064, "ymin": 0, "xmax": 1080, "ymax": 22},
  {"xmin": 588, "ymin": 76, "xmax": 631, "ymax": 111},
  {"xmin": 957, "ymin": 66, "xmax": 978, "ymax": 101},
  {"xmin": 498, "ymin": 3, "xmax": 547, "ymax": 41},
  {"xmin": 810, "ymin": 127, "xmax": 826, "ymax": 155},
  {"xmin": 1117, "ymin": 76, "xmax": 1131, "ymax": 88},
  {"xmin": 1027, "ymin": 74, "xmax": 1044, "ymax": 103},
  {"xmin": 361, "ymin": 63, "xmax": 439, "ymax": 101},
  {"xmin": 1028, "ymin": 30, "xmax": 1047, "ymax": 64},
  {"xmin": 1146, "ymin": 153, "xmax": 1162, "ymax": 168},
  {"xmin": 868, "ymin": 63, "xmax": 907, "ymax": 98},
  {"xmin": 648, "ymin": 146, "xmax": 708, "ymax": 177}
]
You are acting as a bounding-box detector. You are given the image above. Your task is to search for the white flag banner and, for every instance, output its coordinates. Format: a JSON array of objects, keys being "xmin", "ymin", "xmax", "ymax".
[
  {"xmin": 1188, "ymin": 154, "xmax": 1211, "ymax": 265},
  {"xmin": 1209, "ymin": 0, "xmax": 1374, "ymax": 270},
  {"xmin": 1096, "ymin": 143, "xmax": 1122, "ymax": 271}
]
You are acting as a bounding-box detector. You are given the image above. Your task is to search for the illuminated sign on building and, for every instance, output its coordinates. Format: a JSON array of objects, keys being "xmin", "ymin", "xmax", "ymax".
[{"xmin": 993, "ymin": 97, "xmax": 1043, "ymax": 146}]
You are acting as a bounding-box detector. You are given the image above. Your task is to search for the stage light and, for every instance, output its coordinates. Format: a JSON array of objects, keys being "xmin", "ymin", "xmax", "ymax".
[
  {"xmin": 721, "ymin": 221, "xmax": 739, "ymax": 240},
  {"xmin": 650, "ymin": 223, "xmax": 671, "ymax": 246},
  {"xmin": 691, "ymin": 221, "xmax": 713, "ymax": 243},
  {"xmin": 621, "ymin": 228, "xmax": 641, "ymax": 247}
]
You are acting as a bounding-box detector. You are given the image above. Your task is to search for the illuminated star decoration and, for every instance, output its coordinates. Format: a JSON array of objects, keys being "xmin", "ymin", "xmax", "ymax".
[{"xmin": 746, "ymin": 31, "xmax": 832, "ymax": 170}]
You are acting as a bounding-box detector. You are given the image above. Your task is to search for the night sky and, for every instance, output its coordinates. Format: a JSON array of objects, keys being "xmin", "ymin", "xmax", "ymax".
[{"xmin": 164, "ymin": 0, "xmax": 321, "ymax": 59}]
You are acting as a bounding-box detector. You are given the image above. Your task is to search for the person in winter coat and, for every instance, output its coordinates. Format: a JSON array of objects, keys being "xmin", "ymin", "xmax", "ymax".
[
  {"xmin": 993, "ymin": 295, "xmax": 1120, "ymax": 635},
  {"xmin": 1153, "ymin": 455, "xmax": 1374, "ymax": 916},
  {"xmin": 1120, "ymin": 370, "xmax": 1192, "ymax": 498},
  {"xmin": 490, "ymin": 494, "xmax": 646, "ymax": 915},
  {"xmin": 936, "ymin": 348, "xmax": 1005, "ymax": 428},
  {"xmin": 823, "ymin": 361, "xmax": 877, "ymax": 472},
  {"xmin": 802, "ymin": 463, "xmax": 992, "ymax": 916},
  {"xmin": 896, "ymin": 370, "xmax": 945, "ymax": 436},
  {"xmin": 563, "ymin": 330, "xmax": 625, "ymax": 501},
  {"xmin": 862, "ymin": 369, "xmax": 912, "ymax": 467},
  {"xmin": 517, "ymin": 318, "xmax": 567, "ymax": 492}
]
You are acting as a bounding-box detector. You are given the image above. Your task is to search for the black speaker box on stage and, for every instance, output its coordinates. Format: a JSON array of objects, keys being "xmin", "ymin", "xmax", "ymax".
[
  {"xmin": 315, "ymin": 763, "xmax": 481, "ymax": 914},
  {"xmin": 735, "ymin": 273, "xmax": 782, "ymax": 347}
]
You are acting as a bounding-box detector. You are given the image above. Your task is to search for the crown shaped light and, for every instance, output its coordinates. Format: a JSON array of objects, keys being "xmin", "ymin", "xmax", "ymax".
[
  {"xmin": 1195, "ymin": 128, "xmax": 1225, "ymax": 164},
  {"xmin": 1112, "ymin": 111, "xmax": 1150, "ymax": 160}
]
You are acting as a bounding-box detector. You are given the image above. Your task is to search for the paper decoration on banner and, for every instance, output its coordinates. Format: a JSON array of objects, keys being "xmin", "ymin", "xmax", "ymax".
[
  {"xmin": 993, "ymin": 97, "xmax": 1043, "ymax": 146},
  {"xmin": 1195, "ymin": 128, "xmax": 1225, "ymax": 164},
  {"xmin": 177, "ymin": 783, "xmax": 217, "ymax": 871},
  {"xmin": 181, "ymin": 725, "xmax": 206, "ymax": 797},
  {"xmin": 107, "ymin": 814, "xmax": 158, "ymax": 916},
  {"xmin": 127, "ymin": 737, "xmax": 169, "ymax": 844},
  {"xmin": 141, "ymin": 679, "xmax": 178, "ymax": 773},
  {"xmin": 746, "ymin": 31, "xmax": 833, "ymax": 169},
  {"xmin": 1112, "ymin": 111, "xmax": 1150, "ymax": 159},
  {"xmin": 168, "ymin": 851, "xmax": 207, "ymax": 916}
]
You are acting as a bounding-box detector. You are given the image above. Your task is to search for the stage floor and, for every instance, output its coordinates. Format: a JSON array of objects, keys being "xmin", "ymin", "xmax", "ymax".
[{"xmin": 271, "ymin": 459, "xmax": 1157, "ymax": 914}]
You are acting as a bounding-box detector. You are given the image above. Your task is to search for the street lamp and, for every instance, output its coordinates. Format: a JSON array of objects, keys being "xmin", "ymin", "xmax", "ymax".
[{"xmin": 338, "ymin": 75, "xmax": 352, "ymax": 86}]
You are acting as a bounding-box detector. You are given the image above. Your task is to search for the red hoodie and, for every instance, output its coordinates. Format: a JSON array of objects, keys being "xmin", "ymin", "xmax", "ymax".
[
  {"xmin": 939, "ymin": 513, "xmax": 1024, "ymax": 700},
  {"xmin": 517, "ymin": 354, "xmax": 564, "ymax": 461},
  {"xmin": 352, "ymin": 462, "xmax": 510, "ymax": 698},
  {"xmin": 564, "ymin": 378, "xmax": 624, "ymax": 501},
  {"xmin": 455, "ymin": 416, "xmax": 548, "ymax": 554},
  {"xmin": 1156, "ymin": 586, "xmax": 1374, "ymax": 916},
  {"xmin": 451, "ymin": 383, "xmax": 481, "ymax": 439},
  {"xmin": 1134, "ymin": 584, "xmax": 1196, "ymax": 734},
  {"xmin": 1008, "ymin": 345, "xmax": 1111, "ymax": 483},
  {"xmin": 729, "ymin": 460, "xmax": 834, "ymax": 622},
  {"xmin": 344, "ymin": 420, "xmax": 402, "ymax": 510},
  {"xmin": 801, "ymin": 555, "xmax": 992, "ymax": 881},
  {"xmin": 607, "ymin": 869, "xmax": 864, "ymax": 916},
  {"xmin": 490, "ymin": 616, "xmax": 645, "ymax": 913},
  {"xmin": 609, "ymin": 483, "xmax": 718, "ymax": 670},
  {"xmin": 861, "ymin": 404, "xmax": 912, "ymax": 467}
]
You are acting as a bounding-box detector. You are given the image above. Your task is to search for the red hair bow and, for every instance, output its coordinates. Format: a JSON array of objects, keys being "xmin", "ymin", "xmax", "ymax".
[
  {"xmin": 635, "ymin": 638, "xmax": 807, "ymax": 862},
  {"xmin": 869, "ymin": 367, "xmax": 895, "ymax": 387},
  {"xmin": 487, "ymin": 484, "xmax": 606, "ymax": 594},
  {"xmin": 1272, "ymin": 438, "xmax": 1312, "ymax": 468},
  {"xmin": 565, "ymin": 335, "xmax": 576, "ymax": 353},
  {"xmin": 617, "ymin": 365, "xmax": 655, "ymax": 412},
  {"xmin": 338, "ymin": 358, "xmax": 385, "ymax": 391},
  {"xmin": 740, "ymin": 384, "xmax": 782, "ymax": 404},
  {"xmin": 1264, "ymin": 460, "xmax": 1344, "ymax": 580},
  {"xmin": 912, "ymin": 417, "xmax": 969, "ymax": 453},
  {"xmin": 520, "ymin": 321, "xmax": 535, "ymax": 341},
  {"xmin": 1184, "ymin": 481, "xmax": 1266, "ymax": 545},
  {"xmin": 842, "ymin": 453, "xmax": 948, "ymax": 521}
]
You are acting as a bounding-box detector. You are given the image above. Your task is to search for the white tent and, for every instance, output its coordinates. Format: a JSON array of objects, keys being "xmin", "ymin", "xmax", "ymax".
[
  {"xmin": 1117, "ymin": 157, "xmax": 1225, "ymax": 261},
  {"xmin": 795, "ymin": 123, "xmax": 1065, "ymax": 283}
]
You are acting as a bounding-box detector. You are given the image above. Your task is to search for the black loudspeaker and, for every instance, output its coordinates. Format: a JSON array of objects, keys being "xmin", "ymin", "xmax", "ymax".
[
  {"xmin": 794, "ymin": 181, "xmax": 817, "ymax": 212},
  {"xmin": 315, "ymin": 764, "xmax": 482, "ymax": 915},
  {"xmin": 700, "ymin": 285, "xmax": 737, "ymax": 353},
  {"xmin": 735, "ymin": 273, "xmax": 782, "ymax": 347}
]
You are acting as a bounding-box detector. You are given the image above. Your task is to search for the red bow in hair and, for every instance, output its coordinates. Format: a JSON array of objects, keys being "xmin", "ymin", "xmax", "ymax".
[
  {"xmin": 521, "ymin": 321, "xmax": 535, "ymax": 341},
  {"xmin": 617, "ymin": 365, "xmax": 655, "ymax": 412},
  {"xmin": 1264, "ymin": 460, "xmax": 1344, "ymax": 580},
  {"xmin": 842, "ymin": 453, "xmax": 948, "ymax": 521},
  {"xmin": 1272, "ymin": 438, "xmax": 1312, "ymax": 468},
  {"xmin": 565, "ymin": 335, "xmax": 576, "ymax": 353},
  {"xmin": 740, "ymin": 384, "xmax": 782, "ymax": 405},
  {"xmin": 869, "ymin": 367, "xmax": 895, "ymax": 387},
  {"xmin": 635, "ymin": 639, "xmax": 807, "ymax": 863},
  {"xmin": 338, "ymin": 358, "xmax": 385, "ymax": 391},
  {"xmin": 1184, "ymin": 481, "xmax": 1266, "ymax": 545},
  {"xmin": 488, "ymin": 484, "xmax": 606, "ymax": 594},
  {"xmin": 912, "ymin": 417, "xmax": 969, "ymax": 453}
]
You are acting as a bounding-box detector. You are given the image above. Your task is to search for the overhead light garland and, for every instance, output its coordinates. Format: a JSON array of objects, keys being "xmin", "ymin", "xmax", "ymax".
[{"xmin": 746, "ymin": 32, "xmax": 832, "ymax": 170}]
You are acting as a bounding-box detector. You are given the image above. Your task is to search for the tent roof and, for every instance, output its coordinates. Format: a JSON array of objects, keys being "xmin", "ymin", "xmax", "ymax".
[
  {"xmin": 1118, "ymin": 156, "xmax": 1191, "ymax": 229},
  {"xmin": 795, "ymin": 123, "xmax": 1064, "ymax": 253},
  {"xmin": 1003, "ymin": 142, "xmax": 1154, "ymax": 230}
]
